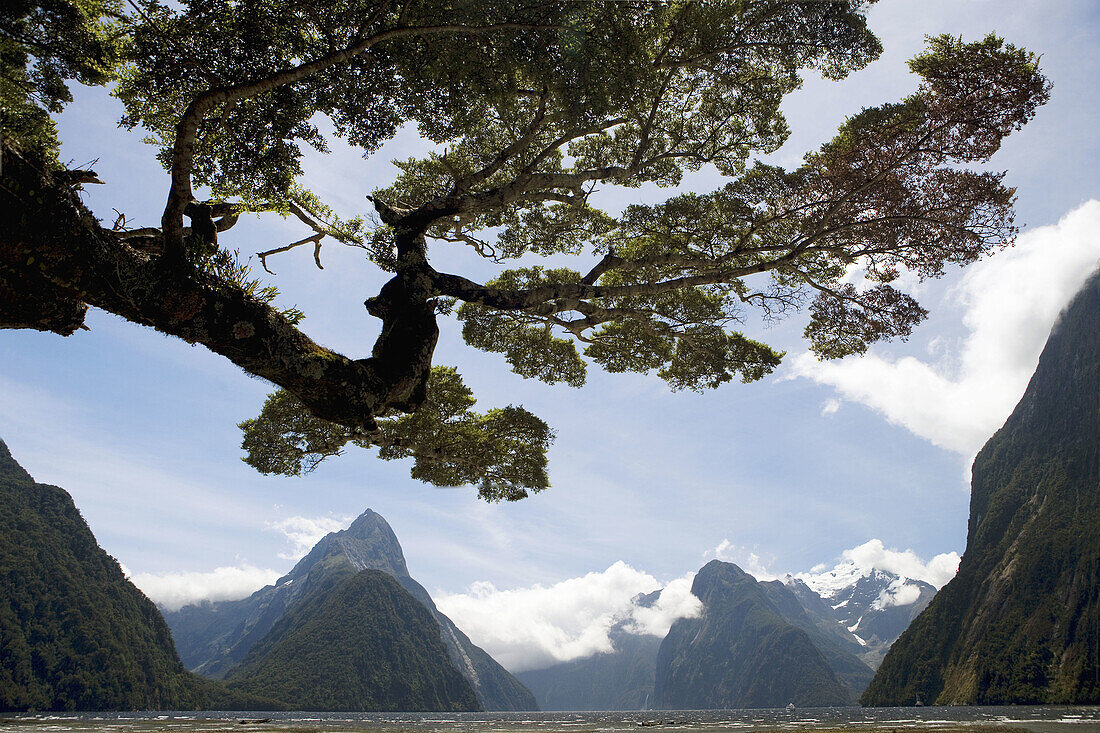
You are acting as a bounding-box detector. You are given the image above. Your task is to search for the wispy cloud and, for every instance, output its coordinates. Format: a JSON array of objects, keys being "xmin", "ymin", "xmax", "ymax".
[
  {"xmin": 266, "ymin": 514, "xmax": 353, "ymax": 560},
  {"xmin": 436, "ymin": 561, "xmax": 700, "ymax": 673},
  {"xmin": 128, "ymin": 563, "xmax": 282, "ymax": 612},
  {"xmin": 788, "ymin": 200, "xmax": 1100, "ymax": 457},
  {"xmin": 705, "ymin": 539, "xmax": 778, "ymax": 581}
]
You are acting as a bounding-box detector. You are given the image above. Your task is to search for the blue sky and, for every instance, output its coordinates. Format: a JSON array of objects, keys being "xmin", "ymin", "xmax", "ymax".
[{"xmin": 2, "ymin": 1, "xmax": 1099, "ymax": 652}]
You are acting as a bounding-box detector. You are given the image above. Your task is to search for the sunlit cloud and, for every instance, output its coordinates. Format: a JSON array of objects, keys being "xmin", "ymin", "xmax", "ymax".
[
  {"xmin": 796, "ymin": 538, "xmax": 960, "ymax": 598},
  {"xmin": 129, "ymin": 563, "xmax": 282, "ymax": 611},
  {"xmin": 436, "ymin": 561, "xmax": 700, "ymax": 673},
  {"xmin": 788, "ymin": 200, "xmax": 1100, "ymax": 457},
  {"xmin": 266, "ymin": 514, "xmax": 353, "ymax": 560}
]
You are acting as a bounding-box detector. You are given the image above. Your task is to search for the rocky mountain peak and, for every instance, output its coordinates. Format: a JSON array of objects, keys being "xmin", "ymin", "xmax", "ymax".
[
  {"xmin": 278, "ymin": 508, "xmax": 409, "ymax": 586},
  {"xmin": 334, "ymin": 509, "xmax": 410, "ymax": 578}
]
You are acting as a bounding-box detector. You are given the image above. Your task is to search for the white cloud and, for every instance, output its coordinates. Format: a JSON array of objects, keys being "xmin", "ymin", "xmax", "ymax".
[
  {"xmin": 435, "ymin": 562, "xmax": 700, "ymax": 673},
  {"xmin": 797, "ymin": 538, "xmax": 960, "ymax": 598},
  {"xmin": 266, "ymin": 514, "xmax": 353, "ymax": 560},
  {"xmin": 621, "ymin": 575, "xmax": 702, "ymax": 638},
  {"xmin": 129, "ymin": 563, "xmax": 282, "ymax": 611},
  {"xmin": 821, "ymin": 399, "xmax": 841, "ymax": 417},
  {"xmin": 871, "ymin": 578, "xmax": 923, "ymax": 610},
  {"xmin": 788, "ymin": 200, "xmax": 1100, "ymax": 456}
]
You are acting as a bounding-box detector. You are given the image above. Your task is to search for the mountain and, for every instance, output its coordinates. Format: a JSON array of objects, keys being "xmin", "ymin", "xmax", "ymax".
[
  {"xmin": 653, "ymin": 560, "xmax": 854, "ymax": 708},
  {"xmin": 0, "ymin": 438, "xmax": 202, "ymax": 711},
  {"xmin": 516, "ymin": 627, "xmax": 661, "ymax": 712},
  {"xmin": 781, "ymin": 577, "xmax": 874, "ymax": 663},
  {"xmin": 516, "ymin": 591, "xmax": 663, "ymax": 711},
  {"xmin": 165, "ymin": 509, "xmax": 536, "ymax": 711},
  {"xmin": 758, "ymin": 580, "xmax": 876, "ymax": 696},
  {"xmin": 862, "ymin": 269, "xmax": 1100, "ymax": 706},
  {"xmin": 789, "ymin": 570, "xmax": 936, "ymax": 668},
  {"xmin": 225, "ymin": 566, "xmax": 479, "ymax": 711}
]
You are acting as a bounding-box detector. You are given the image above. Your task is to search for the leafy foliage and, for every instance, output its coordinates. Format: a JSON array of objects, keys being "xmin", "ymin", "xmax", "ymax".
[
  {"xmin": 0, "ymin": 1, "xmax": 1050, "ymax": 494},
  {"xmin": 239, "ymin": 366, "xmax": 553, "ymax": 501},
  {"xmin": 0, "ymin": 0, "xmax": 125, "ymax": 158}
]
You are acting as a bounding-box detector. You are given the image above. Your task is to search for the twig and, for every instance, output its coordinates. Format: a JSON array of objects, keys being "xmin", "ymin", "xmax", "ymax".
[{"xmin": 257, "ymin": 233, "xmax": 325, "ymax": 275}]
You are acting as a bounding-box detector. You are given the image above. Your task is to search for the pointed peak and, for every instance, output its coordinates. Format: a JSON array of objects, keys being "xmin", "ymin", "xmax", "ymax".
[
  {"xmin": 277, "ymin": 508, "xmax": 409, "ymax": 584},
  {"xmin": 344, "ymin": 508, "xmax": 388, "ymax": 537},
  {"xmin": 332, "ymin": 508, "xmax": 409, "ymax": 578}
]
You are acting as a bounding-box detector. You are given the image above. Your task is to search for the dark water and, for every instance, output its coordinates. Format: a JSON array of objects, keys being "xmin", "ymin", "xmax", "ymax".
[{"xmin": 2, "ymin": 708, "xmax": 1100, "ymax": 733}]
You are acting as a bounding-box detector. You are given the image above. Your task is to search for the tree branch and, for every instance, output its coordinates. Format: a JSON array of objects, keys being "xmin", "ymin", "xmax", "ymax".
[{"xmin": 161, "ymin": 20, "xmax": 568, "ymax": 251}]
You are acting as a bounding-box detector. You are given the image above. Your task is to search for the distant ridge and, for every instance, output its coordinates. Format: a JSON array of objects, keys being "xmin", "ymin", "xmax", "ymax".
[
  {"xmin": 862, "ymin": 268, "xmax": 1100, "ymax": 705},
  {"xmin": 515, "ymin": 558, "xmax": 937, "ymax": 710}
]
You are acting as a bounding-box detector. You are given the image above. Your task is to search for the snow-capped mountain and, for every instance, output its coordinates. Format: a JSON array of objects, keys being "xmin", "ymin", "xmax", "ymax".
[{"xmin": 785, "ymin": 568, "xmax": 937, "ymax": 667}]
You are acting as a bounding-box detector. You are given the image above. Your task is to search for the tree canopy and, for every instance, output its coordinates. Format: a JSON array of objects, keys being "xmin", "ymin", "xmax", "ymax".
[{"xmin": 0, "ymin": 0, "xmax": 1049, "ymax": 501}]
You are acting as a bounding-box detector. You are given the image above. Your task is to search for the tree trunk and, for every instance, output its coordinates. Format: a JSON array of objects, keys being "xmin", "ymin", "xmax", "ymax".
[{"xmin": 0, "ymin": 142, "xmax": 435, "ymax": 430}]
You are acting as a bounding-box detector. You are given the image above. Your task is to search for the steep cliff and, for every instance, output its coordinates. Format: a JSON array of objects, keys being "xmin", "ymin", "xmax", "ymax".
[
  {"xmin": 0, "ymin": 439, "xmax": 201, "ymax": 711},
  {"xmin": 863, "ymin": 269, "xmax": 1100, "ymax": 705}
]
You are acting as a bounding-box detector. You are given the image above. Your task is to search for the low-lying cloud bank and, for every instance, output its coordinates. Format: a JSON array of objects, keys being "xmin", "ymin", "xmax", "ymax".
[
  {"xmin": 789, "ymin": 200, "xmax": 1100, "ymax": 457},
  {"xmin": 438, "ymin": 539, "xmax": 959, "ymax": 673},
  {"xmin": 127, "ymin": 563, "xmax": 282, "ymax": 612},
  {"xmin": 435, "ymin": 561, "xmax": 701, "ymax": 673}
]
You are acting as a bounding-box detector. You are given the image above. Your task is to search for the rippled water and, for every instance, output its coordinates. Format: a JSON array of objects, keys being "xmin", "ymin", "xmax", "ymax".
[{"xmin": 3, "ymin": 707, "xmax": 1100, "ymax": 733}]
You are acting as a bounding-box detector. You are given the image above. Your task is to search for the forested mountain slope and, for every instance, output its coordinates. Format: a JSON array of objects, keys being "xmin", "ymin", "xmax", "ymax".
[
  {"xmin": 863, "ymin": 269, "xmax": 1100, "ymax": 705},
  {"xmin": 0, "ymin": 439, "xmax": 202, "ymax": 711},
  {"xmin": 225, "ymin": 566, "xmax": 479, "ymax": 711}
]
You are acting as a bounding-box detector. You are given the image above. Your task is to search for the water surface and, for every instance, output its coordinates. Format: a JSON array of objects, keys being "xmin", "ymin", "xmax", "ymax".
[{"xmin": 3, "ymin": 707, "xmax": 1100, "ymax": 733}]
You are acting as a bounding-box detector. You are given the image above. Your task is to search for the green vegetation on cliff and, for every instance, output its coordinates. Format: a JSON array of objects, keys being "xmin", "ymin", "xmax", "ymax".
[
  {"xmin": 165, "ymin": 509, "xmax": 536, "ymax": 711},
  {"xmin": 0, "ymin": 438, "xmax": 487, "ymax": 713},
  {"xmin": 226, "ymin": 566, "xmax": 480, "ymax": 711},
  {"xmin": 862, "ymin": 270, "xmax": 1100, "ymax": 706},
  {"xmin": 0, "ymin": 439, "xmax": 202, "ymax": 711}
]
